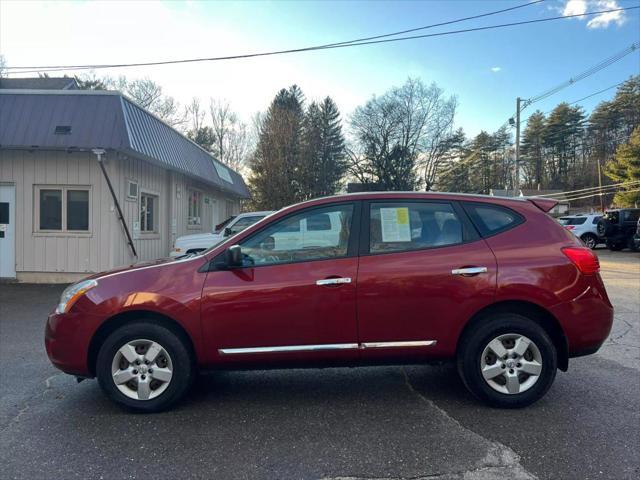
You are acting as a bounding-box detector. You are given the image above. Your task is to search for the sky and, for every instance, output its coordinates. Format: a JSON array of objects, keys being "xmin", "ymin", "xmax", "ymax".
[{"xmin": 1, "ymin": 0, "xmax": 639, "ymax": 137}]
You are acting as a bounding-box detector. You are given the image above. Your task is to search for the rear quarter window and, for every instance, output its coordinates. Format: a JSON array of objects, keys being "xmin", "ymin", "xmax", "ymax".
[{"xmin": 463, "ymin": 203, "xmax": 524, "ymax": 237}]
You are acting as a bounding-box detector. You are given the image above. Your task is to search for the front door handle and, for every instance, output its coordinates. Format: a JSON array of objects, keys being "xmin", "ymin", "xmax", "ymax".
[
  {"xmin": 316, "ymin": 277, "xmax": 352, "ymax": 286},
  {"xmin": 451, "ymin": 267, "xmax": 487, "ymax": 276}
]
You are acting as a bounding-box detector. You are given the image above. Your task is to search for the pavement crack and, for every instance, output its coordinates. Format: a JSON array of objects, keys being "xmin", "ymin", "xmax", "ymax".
[
  {"xmin": 399, "ymin": 368, "xmax": 538, "ymax": 480},
  {"xmin": 0, "ymin": 373, "xmax": 64, "ymax": 433}
]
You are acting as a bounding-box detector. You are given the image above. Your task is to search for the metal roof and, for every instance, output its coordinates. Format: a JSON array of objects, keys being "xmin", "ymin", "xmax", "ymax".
[
  {"xmin": 0, "ymin": 77, "xmax": 79, "ymax": 90},
  {"xmin": 0, "ymin": 89, "xmax": 250, "ymax": 198}
]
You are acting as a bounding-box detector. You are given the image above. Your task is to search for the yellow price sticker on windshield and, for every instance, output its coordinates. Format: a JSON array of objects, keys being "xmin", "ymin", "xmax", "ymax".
[{"xmin": 396, "ymin": 207, "xmax": 409, "ymax": 224}]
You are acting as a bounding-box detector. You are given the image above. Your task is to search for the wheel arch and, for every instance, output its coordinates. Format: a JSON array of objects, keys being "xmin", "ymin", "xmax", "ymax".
[
  {"xmin": 87, "ymin": 310, "xmax": 197, "ymax": 377},
  {"xmin": 457, "ymin": 300, "xmax": 569, "ymax": 371}
]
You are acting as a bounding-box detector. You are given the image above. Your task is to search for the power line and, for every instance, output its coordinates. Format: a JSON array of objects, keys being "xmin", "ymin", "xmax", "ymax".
[
  {"xmin": 561, "ymin": 187, "xmax": 640, "ymax": 202},
  {"xmin": 529, "ymin": 180, "xmax": 640, "ymax": 198},
  {"xmin": 525, "ymin": 42, "xmax": 639, "ymax": 106},
  {"xmin": 317, "ymin": 0, "xmax": 546, "ymax": 48},
  {"xmin": 521, "ymin": 79, "xmax": 631, "ymax": 126},
  {"xmin": 5, "ymin": 4, "xmax": 638, "ymax": 75}
]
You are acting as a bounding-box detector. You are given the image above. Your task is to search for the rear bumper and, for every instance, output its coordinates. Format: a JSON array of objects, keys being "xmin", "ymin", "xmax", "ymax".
[{"xmin": 550, "ymin": 274, "xmax": 614, "ymax": 357}]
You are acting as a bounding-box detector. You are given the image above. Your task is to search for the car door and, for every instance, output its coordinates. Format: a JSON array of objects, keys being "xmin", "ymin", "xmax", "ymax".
[
  {"xmin": 201, "ymin": 202, "xmax": 361, "ymax": 365},
  {"xmin": 356, "ymin": 200, "xmax": 497, "ymax": 361}
]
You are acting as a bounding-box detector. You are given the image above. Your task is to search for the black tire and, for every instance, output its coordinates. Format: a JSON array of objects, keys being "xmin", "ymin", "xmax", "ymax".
[
  {"xmin": 607, "ymin": 240, "xmax": 624, "ymax": 251},
  {"xmin": 580, "ymin": 233, "xmax": 598, "ymax": 250},
  {"xmin": 457, "ymin": 313, "xmax": 557, "ymax": 408},
  {"xmin": 96, "ymin": 321, "xmax": 194, "ymax": 412},
  {"xmin": 597, "ymin": 219, "xmax": 613, "ymax": 237}
]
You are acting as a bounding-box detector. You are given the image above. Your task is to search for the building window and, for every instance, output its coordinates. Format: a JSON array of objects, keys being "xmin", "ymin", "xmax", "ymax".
[
  {"xmin": 188, "ymin": 190, "xmax": 202, "ymax": 226},
  {"xmin": 66, "ymin": 190, "xmax": 89, "ymax": 231},
  {"xmin": 127, "ymin": 180, "xmax": 139, "ymax": 200},
  {"xmin": 36, "ymin": 186, "xmax": 90, "ymax": 233},
  {"xmin": 140, "ymin": 193, "xmax": 158, "ymax": 233}
]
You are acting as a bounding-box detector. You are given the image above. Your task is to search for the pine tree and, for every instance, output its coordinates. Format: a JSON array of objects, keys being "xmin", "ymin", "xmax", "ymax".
[
  {"xmin": 248, "ymin": 85, "xmax": 305, "ymax": 210},
  {"xmin": 605, "ymin": 126, "xmax": 640, "ymax": 207},
  {"xmin": 317, "ymin": 97, "xmax": 346, "ymax": 196},
  {"xmin": 521, "ymin": 111, "xmax": 546, "ymax": 188}
]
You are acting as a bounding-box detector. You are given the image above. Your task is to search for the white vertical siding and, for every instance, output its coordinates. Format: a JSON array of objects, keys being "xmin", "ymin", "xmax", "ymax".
[
  {"xmin": 0, "ymin": 148, "xmax": 243, "ymax": 276},
  {"xmin": 0, "ymin": 149, "xmax": 117, "ymax": 274}
]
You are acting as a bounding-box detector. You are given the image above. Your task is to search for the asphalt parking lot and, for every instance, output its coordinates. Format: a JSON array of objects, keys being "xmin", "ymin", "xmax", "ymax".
[{"xmin": 0, "ymin": 250, "xmax": 638, "ymax": 480}]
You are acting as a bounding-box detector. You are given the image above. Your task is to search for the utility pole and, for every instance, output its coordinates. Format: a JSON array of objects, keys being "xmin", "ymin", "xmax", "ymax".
[
  {"xmin": 514, "ymin": 97, "xmax": 521, "ymax": 197},
  {"xmin": 597, "ymin": 157, "xmax": 604, "ymax": 213}
]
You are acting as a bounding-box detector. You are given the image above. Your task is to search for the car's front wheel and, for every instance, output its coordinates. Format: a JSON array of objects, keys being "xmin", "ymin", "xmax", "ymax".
[
  {"xmin": 96, "ymin": 321, "xmax": 194, "ymax": 412},
  {"xmin": 457, "ymin": 314, "xmax": 557, "ymax": 408}
]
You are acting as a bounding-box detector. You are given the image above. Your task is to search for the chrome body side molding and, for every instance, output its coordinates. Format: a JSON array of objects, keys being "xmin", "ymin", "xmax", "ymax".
[{"xmin": 218, "ymin": 340, "xmax": 437, "ymax": 355}]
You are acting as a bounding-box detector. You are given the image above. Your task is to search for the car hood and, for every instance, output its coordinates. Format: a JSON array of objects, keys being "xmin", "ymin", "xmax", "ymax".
[
  {"xmin": 83, "ymin": 256, "xmax": 192, "ymax": 281},
  {"xmin": 175, "ymin": 232, "xmax": 218, "ymax": 243}
]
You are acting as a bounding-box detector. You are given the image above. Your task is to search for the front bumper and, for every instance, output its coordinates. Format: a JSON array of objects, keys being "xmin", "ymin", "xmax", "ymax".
[{"xmin": 45, "ymin": 311, "xmax": 94, "ymax": 377}]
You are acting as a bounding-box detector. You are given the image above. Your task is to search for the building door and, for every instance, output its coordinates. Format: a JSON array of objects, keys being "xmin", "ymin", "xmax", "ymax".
[{"xmin": 0, "ymin": 185, "xmax": 16, "ymax": 278}]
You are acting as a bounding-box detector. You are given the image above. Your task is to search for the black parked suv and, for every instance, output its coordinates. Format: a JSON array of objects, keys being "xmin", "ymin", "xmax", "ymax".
[{"xmin": 597, "ymin": 209, "xmax": 640, "ymax": 251}]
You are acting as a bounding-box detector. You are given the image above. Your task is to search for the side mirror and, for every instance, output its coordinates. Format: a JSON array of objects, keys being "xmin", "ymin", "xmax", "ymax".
[
  {"xmin": 224, "ymin": 227, "xmax": 233, "ymax": 237},
  {"xmin": 225, "ymin": 245, "xmax": 243, "ymax": 268}
]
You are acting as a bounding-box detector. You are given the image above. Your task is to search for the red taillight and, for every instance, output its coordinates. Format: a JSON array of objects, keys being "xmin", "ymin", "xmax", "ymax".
[
  {"xmin": 565, "ymin": 225, "xmax": 575, "ymax": 230},
  {"xmin": 562, "ymin": 247, "xmax": 600, "ymax": 274}
]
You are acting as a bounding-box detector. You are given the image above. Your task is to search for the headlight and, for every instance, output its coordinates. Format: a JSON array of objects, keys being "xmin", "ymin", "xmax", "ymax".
[{"xmin": 55, "ymin": 279, "xmax": 98, "ymax": 314}]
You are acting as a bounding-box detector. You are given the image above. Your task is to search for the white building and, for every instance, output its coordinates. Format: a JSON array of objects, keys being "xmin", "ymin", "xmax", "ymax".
[{"xmin": 0, "ymin": 89, "xmax": 250, "ymax": 282}]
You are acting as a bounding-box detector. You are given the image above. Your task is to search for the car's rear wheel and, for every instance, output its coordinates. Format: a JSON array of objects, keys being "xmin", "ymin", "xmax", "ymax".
[
  {"xmin": 96, "ymin": 321, "xmax": 194, "ymax": 412},
  {"xmin": 580, "ymin": 233, "xmax": 598, "ymax": 250},
  {"xmin": 457, "ymin": 314, "xmax": 557, "ymax": 408},
  {"xmin": 606, "ymin": 240, "xmax": 624, "ymax": 251}
]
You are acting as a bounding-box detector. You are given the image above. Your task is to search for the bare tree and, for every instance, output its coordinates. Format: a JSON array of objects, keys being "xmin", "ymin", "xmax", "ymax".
[
  {"xmin": 108, "ymin": 76, "xmax": 186, "ymax": 128},
  {"xmin": 348, "ymin": 78, "xmax": 457, "ymax": 190},
  {"xmin": 185, "ymin": 97, "xmax": 205, "ymax": 133},
  {"xmin": 0, "ymin": 55, "xmax": 7, "ymax": 78},
  {"xmin": 210, "ymin": 99, "xmax": 251, "ymax": 172}
]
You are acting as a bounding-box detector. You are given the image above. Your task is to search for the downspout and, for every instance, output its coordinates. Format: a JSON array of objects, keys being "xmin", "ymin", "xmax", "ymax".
[{"xmin": 92, "ymin": 149, "xmax": 138, "ymax": 259}]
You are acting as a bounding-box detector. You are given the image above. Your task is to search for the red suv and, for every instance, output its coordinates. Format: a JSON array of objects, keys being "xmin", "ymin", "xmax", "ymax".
[{"xmin": 45, "ymin": 193, "xmax": 613, "ymax": 412}]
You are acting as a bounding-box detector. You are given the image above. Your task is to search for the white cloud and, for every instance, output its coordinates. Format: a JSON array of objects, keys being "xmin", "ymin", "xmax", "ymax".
[
  {"xmin": 490, "ymin": 67, "xmax": 501, "ymax": 73},
  {"xmin": 563, "ymin": 0, "xmax": 588, "ymax": 16},
  {"xmin": 562, "ymin": 0, "xmax": 626, "ymax": 29}
]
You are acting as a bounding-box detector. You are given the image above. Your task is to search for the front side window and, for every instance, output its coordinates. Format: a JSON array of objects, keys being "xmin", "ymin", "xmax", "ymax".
[
  {"xmin": 369, "ymin": 202, "xmax": 463, "ymax": 254},
  {"xmin": 37, "ymin": 187, "xmax": 89, "ymax": 232},
  {"xmin": 239, "ymin": 204, "xmax": 354, "ymax": 266},
  {"xmin": 140, "ymin": 193, "xmax": 158, "ymax": 233},
  {"xmin": 187, "ymin": 190, "xmax": 202, "ymax": 226}
]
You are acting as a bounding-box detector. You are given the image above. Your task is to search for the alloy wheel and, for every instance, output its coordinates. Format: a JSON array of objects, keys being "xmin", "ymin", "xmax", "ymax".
[
  {"xmin": 583, "ymin": 235, "xmax": 597, "ymax": 249},
  {"xmin": 480, "ymin": 333, "xmax": 543, "ymax": 395},
  {"xmin": 111, "ymin": 339, "xmax": 173, "ymax": 401}
]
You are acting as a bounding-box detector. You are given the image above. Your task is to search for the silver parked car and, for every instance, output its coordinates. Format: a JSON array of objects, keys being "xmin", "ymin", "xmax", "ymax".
[{"xmin": 558, "ymin": 213, "xmax": 603, "ymax": 249}]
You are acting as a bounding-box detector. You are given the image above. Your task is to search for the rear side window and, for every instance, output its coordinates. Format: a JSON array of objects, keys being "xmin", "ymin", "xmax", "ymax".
[
  {"xmin": 565, "ymin": 217, "xmax": 587, "ymax": 226},
  {"xmin": 369, "ymin": 202, "xmax": 463, "ymax": 253},
  {"xmin": 463, "ymin": 203, "xmax": 524, "ymax": 237},
  {"xmin": 592, "ymin": 216, "xmax": 602, "ymax": 224},
  {"xmin": 623, "ymin": 210, "xmax": 640, "ymax": 222}
]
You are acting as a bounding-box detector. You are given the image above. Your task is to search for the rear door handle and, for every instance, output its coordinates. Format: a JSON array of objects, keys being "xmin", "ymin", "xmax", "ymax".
[
  {"xmin": 451, "ymin": 267, "xmax": 487, "ymax": 276},
  {"xmin": 316, "ymin": 277, "xmax": 352, "ymax": 286}
]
